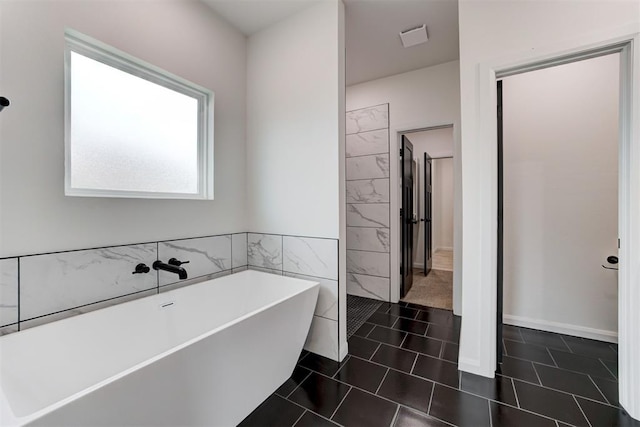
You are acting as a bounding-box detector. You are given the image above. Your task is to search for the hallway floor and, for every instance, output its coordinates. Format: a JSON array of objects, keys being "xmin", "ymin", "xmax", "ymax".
[
  {"xmin": 240, "ymin": 300, "xmax": 636, "ymax": 427},
  {"xmin": 402, "ymin": 270, "xmax": 453, "ymax": 310},
  {"xmin": 432, "ymin": 249, "xmax": 453, "ymax": 271}
]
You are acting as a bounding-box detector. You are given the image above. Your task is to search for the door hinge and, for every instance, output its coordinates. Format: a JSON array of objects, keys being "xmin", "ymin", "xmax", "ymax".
[
  {"xmin": 400, "ymin": 208, "xmax": 403, "ymax": 217},
  {"xmin": 400, "ymin": 148, "xmax": 403, "ymax": 157},
  {"xmin": 618, "ymin": 238, "xmax": 620, "ymax": 249}
]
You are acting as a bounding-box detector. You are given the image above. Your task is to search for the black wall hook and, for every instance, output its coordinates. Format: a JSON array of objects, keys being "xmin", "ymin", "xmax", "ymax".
[{"xmin": 0, "ymin": 97, "xmax": 10, "ymax": 112}]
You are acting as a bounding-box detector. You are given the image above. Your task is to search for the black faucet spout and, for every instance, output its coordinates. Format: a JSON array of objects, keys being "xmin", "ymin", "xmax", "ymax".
[{"xmin": 153, "ymin": 260, "xmax": 188, "ymax": 280}]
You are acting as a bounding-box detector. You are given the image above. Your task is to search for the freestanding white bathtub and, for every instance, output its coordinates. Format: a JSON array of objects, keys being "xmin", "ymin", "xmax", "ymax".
[{"xmin": 0, "ymin": 270, "xmax": 319, "ymax": 426}]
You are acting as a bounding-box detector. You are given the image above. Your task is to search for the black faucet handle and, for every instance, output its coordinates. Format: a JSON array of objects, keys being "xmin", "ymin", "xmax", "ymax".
[
  {"xmin": 132, "ymin": 263, "xmax": 150, "ymax": 274},
  {"xmin": 168, "ymin": 258, "xmax": 190, "ymax": 266}
]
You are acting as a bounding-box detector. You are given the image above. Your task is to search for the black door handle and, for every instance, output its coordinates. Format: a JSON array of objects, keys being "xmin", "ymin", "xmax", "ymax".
[{"xmin": 607, "ymin": 256, "xmax": 618, "ymax": 264}]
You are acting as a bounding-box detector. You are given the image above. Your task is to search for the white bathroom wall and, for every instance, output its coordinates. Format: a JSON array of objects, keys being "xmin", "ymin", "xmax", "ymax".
[
  {"xmin": 246, "ymin": 1, "xmax": 346, "ymax": 361},
  {"xmin": 0, "ymin": 1, "xmax": 247, "ymax": 257},
  {"xmin": 502, "ymin": 54, "xmax": 619, "ymax": 341},
  {"xmin": 247, "ymin": 1, "xmax": 343, "ymax": 240},
  {"xmin": 434, "ymin": 159, "xmax": 454, "ymax": 252},
  {"xmin": 346, "ymin": 61, "xmax": 462, "ymax": 313},
  {"xmin": 456, "ymin": 2, "xmax": 640, "ymax": 407}
]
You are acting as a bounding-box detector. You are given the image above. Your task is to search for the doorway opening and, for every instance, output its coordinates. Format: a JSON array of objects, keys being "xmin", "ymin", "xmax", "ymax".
[
  {"xmin": 495, "ymin": 51, "xmax": 621, "ymax": 384},
  {"xmin": 400, "ymin": 125, "xmax": 454, "ymax": 310}
]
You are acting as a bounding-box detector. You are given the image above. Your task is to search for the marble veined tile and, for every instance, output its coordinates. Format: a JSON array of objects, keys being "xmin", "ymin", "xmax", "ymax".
[
  {"xmin": 347, "ymin": 273, "xmax": 389, "ymax": 302},
  {"xmin": 347, "ymin": 203, "xmax": 390, "ymax": 228},
  {"xmin": 346, "ymin": 250, "xmax": 390, "ymax": 278},
  {"xmin": 346, "ymin": 104, "xmax": 389, "ymax": 135},
  {"xmin": 347, "ymin": 227, "xmax": 390, "ymax": 253},
  {"xmin": 248, "ymin": 266, "xmax": 282, "ymax": 275},
  {"xmin": 304, "ymin": 315, "xmax": 339, "ymax": 360},
  {"xmin": 20, "ymin": 289, "xmax": 157, "ymax": 330},
  {"xmin": 346, "ymin": 154, "xmax": 389, "ymax": 181},
  {"xmin": 159, "ymin": 235, "xmax": 232, "ymax": 286},
  {"xmin": 346, "ymin": 179, "xmax": 389, "ymax": 204},
  {"xmin": 346, "ymin": 129, "xmax": 389, "ymax": 158},
  {"xmin": 20, "ymin": 244, "xmax": 157, "ymax": 320},
  {"xmin": 284, "ymin": 272, "xmax": 338, "ymax": 320},
  {"xmin": 232, "ymin": 233, "xmax": 248, "ymax": 268},
  {"xmin": 283, "ymin": 236, "xmax": 338, "ymax": 280},
  {"xmin": 248, "ymin": 234, "xmax": 283, "ymax": 270},
  {"xmin": 0, "ymin": 258, "xmax": 18, "ymax": 327}
]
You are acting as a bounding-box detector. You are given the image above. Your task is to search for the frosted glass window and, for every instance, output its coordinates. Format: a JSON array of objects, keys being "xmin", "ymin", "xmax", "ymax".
[{"xmin": 64, "ymin": 30, "xmax": 214, "ymax": 199}]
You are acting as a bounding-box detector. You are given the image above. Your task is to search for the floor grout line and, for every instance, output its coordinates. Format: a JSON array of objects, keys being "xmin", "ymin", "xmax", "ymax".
[
  {"xmin": 511, "ymin": 377, "xmax": 521, "ymax": 408},
  {"xmin": 329, "ymin": 387, "xmax": 352, "ymax": 421},
  {"xmin": 587, "ymin": 374, "xmax": 611, "ymax": 405},
  {"xmin": 370, "ymin": 343, "xmax": 383, "ymax": 361},
  {"xmin": 286, "ymin": 370, "xmax": 313, "ymax": 398},
  {"xmin": 426, "ymin": 382, "xmax": 436, "ymax": 415},
  {"xmin": 291, "ymin": 409, "xmax": 307, "ymax": 427},
  {"xmin": 375, "ymin": 368, "xmax": 391, "ymax": 395},
  {"xmin": 487, "ymin": 398, "xmax": 493, "ymax": 427},
  {"xmin": 599, "ymin": 358, "xmax": 618, "ymax": 381},
  {"xmin": 531, "ymin": 362, "xmax": 544, "ymax": 386},
  {"xmin": 282, "ymin": 395, "xmax": 341, "ymax": 426},
  {"xmin": 573, "ymin": 394, "xmax": 593, "ymax": 427},
  {"xmin": 388, "ymin": 404, "xmax": 400, "ymax": 427}
]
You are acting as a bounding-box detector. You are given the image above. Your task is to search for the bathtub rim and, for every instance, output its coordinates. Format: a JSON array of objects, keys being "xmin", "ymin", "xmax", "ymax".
[{"xmin": 0, "ymin": 270, "xmax": 319, "ymax": 427}]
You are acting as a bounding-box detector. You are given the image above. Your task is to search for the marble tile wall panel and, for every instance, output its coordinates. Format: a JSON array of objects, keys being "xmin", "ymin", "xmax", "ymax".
[
  {"xmin": 346, "ymin": 104, "xmax": 389, "ymax": 135},
  {"xmin": 0, "ymin": 324, "xmax": 19, "ymax": 336},
  {"xmin": 232, "ymin": 233, "xmax": 248, "ymax": 268},
  {"xmin": 248, "ymin": 266, "xmax": 283, "ymax": 276},
  {"xmin": 20, "ymin": 289, "xmax": 157, "ymax": 330},
  {"xmin": 20, "ymin": 244, "xmax": 157, "ymax": 320},
  {"xmin": 283, "ymin": 236, "xmax": 338, "ymax": 280},
  {"xmin": 346, "ymin": 179, "xmax": 389, "ymax": 204},
  {"xmin": 346, "ymin": 154, "xmax": 390, "ymax": 181},
  {"xmin": 304, "ymin": 315, "xmax": 339, "ymax": 360},
  {"xmin": 284, "ymin": 272, "xmax": 338, "ymax": 321},
  {"xmin": 346, "ymin": 250, "xmax": 390, "ymax": 278},
  {"xmin": 346, "ymin": 129, "xmax": 389, "ymax": 158},
  {"xmin": 346, "ymin": 227, "xmax": 390, "ymax": 253},
  {"xmin": 159, "ymin": 270, "xmax": 231, "ymax": 293},
  {"xmin": 158, "ymin": 236, "xmax": 232, "ymax": 286},
  {"xmin": 346, "ymin": 273, "xmax": 389, "ymax": 301},
  {"xmin": 0, "ymin": 258, "xmax": 19, "ymax": 327},
  {"xmin": 248, "ymin": 233, "xmax": 283, "ymax": 270},
  {"xmin": 346, "ymin": 203, "xmax": 390, "ymax": 228}
]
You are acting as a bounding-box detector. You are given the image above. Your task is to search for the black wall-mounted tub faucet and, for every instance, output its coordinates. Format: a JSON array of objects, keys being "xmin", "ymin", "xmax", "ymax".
[{"xmin": 153, "ymin": 260, "xmax": 188, "ymax": 280}]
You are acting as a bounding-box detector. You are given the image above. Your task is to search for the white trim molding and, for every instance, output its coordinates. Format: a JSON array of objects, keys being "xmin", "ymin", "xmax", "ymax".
[
  {"xmin": 503, "ymin": 315, "xmax": 618, "ymax": 344},
  {"xmin": 457, "ymin": 25, "xmax": 640, "ymax": 421}
]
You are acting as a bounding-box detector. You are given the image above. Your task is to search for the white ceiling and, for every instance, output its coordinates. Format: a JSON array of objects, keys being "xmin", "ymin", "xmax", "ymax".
[
  {"xmin": 201, "ymin": 0, "xmax": 319, "ymax": 36},
  {"xmin": 345, "ymin": 0, "xmax": 459, "ymax": 86},
  {"xmin": 406, "ymin": 127, "xmax": 454, "ymax": 158},
  {"xmin": 201, "ymin": 0, "xmax": 460, "ymax": 86}
]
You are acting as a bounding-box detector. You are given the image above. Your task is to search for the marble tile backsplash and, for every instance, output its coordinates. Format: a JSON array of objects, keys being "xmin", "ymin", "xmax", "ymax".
[
  {"xmin": 0, "ymin": 233, "xmax": 249, "ymax": 333},
  {"xmin": 20, "ymin": 244, "xmax": 158, "ymax": 320},
  {"xmin": 247, "ymin": 232, "xmax": 340, "ymax": 360},
  {"xmin": 345, "ymin": 104, "xmax": 391, "ymax": 302},
  {"xmin": 158, "ymin": 235, "xmax": 232, "ymax": 287},
  {"xmin": 0, "ymin": 258, "xmax": 19, "ymax": 328}
]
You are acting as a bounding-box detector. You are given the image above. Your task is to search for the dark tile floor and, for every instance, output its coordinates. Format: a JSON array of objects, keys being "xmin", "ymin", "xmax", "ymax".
[{"xmin": 240, "ymin": 300, "xmax": 639, "ymax": 427}]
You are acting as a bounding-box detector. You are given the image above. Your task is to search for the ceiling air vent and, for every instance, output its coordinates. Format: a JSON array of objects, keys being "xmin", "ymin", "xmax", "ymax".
[{"xmin": 399, "ymin": 24, "xmax": 428, "ymax": 48}]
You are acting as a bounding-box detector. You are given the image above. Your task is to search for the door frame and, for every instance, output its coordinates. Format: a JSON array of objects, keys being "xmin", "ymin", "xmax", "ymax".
[
  {"xmin": 458, "ymin": 30, "xmax": 640, "ymax": 419},
  {"xmin": 393, "ymin": 124, "xmax": 458, "ymax": 308}
]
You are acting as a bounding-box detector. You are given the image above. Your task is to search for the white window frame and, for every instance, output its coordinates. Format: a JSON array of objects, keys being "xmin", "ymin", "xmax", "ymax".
[{"xmin": 64, "ymin": 29, "xmax": 214, "ymax": 200}]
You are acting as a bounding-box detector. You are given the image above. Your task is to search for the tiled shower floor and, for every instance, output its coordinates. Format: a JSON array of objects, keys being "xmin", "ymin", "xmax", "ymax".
[
  {"xmin": 346, "ymin": 294, "xmax": 382, "ymax": 338},
  {"xmin": 240, "ymin": 299, "xmax": 637, "ymax": 427}
]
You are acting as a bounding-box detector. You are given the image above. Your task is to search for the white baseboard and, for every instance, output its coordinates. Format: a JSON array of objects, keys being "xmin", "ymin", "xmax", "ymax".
[{"xmin": 503, "ymin": 314, "xmax": 618, "ymax": 343}]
